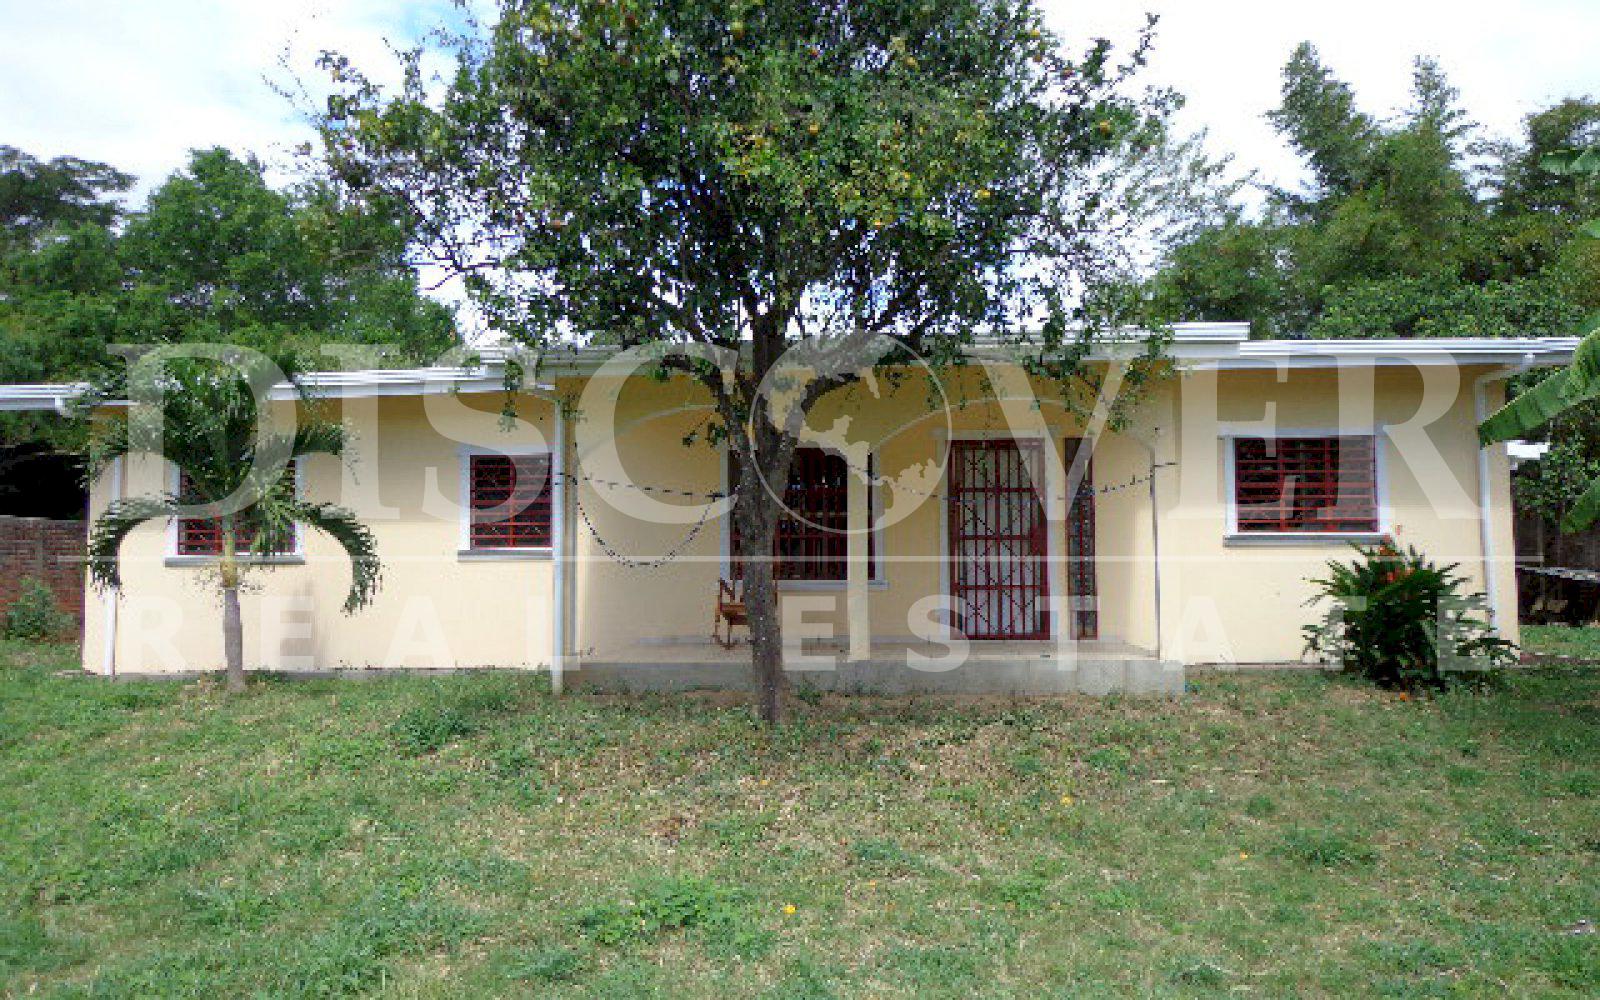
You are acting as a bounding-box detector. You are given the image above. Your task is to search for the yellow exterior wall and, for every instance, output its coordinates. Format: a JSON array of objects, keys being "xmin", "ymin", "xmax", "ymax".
[
  {"xmin": 86, "ymin": 393, "xmax": 559, "ymax": 674},
  {"xmin": 81, "ymin": 360, "xmax": 1519, "ymax": 674},
  {"xmin": 566, "ymin": 367, "xmax": 1162, "ymax": 654},
  {"xmin": 1162, "ymin": 364, "xmax": 1518, "ymax": 664}
]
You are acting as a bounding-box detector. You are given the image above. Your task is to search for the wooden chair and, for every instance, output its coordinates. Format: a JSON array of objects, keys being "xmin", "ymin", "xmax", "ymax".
[{"xmin": 713, "ymin": 577, "xmax": 748, "ymax": 648}]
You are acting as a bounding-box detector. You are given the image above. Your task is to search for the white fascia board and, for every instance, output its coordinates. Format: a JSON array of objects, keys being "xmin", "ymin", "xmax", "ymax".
[
  {"xmin": 0, "ymin": 333, "xmax": 1580, "ymax": 409},
  {"xmin": 1173, "ymin": 337, "xmax": 1578, "ymax": 370},
  {"xmin": 0, "ymin": 383, "xmax": 89, "ymax": 411},
  {"xmin": 1166, "ymin": 322, "xmax": 1251, "ymax": 343}
]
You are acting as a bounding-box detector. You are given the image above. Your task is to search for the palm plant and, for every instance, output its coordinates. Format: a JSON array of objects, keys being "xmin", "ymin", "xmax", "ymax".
[
  {"xmin": 86, "ymin": 355, "xmax": 380, "ymax": 692},
  {"xmin": 1479, "ymin": 144, "xmax": 1600, "ymax": 530},
  {"xmin": 1303, "ymin": 542, "xmax": 1515, "ymax": 689}
]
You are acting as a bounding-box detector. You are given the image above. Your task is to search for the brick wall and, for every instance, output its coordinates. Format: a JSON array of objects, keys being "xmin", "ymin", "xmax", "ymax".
[{"xmin": 0, "ymin": 516, "xmax": 86, "ymax": 626}]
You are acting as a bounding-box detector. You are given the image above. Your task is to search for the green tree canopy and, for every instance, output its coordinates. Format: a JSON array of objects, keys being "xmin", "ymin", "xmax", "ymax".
[
  {"xmin": 0, "ymin": 146, "xmax": 132, "ymax": 250},
  {"xmin": 315, "ymin": 0, "xmax": 1222, "ymax": 722},
  {"xmin": 0, "ymin": 146, "xmax": 460, "ymax": 448},
  {"xmin": 1151, "ymin": 44, "xmax": 1600, "ymax": 342}
]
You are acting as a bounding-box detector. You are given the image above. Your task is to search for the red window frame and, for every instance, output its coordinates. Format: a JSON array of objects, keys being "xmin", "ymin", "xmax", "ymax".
[
  {"xmin": 730, "ymin": 448, "xmax": 875, "ymax": 582},
  {"xmin": 174, "ymin": 463, "xmax": 298, "ymax": 556},
  {"xmin": 468, "ymin": 453, "xmax": 553, "ymax": 550},
  {"xmin": 1232, "ymin": 436, "xmax": 1378, "ymax": 533}
]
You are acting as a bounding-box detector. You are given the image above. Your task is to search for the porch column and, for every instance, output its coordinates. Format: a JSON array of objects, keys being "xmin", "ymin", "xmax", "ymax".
[{"xmin": 847, "ymin": 463, "xmax": 871, "ymax": 661}]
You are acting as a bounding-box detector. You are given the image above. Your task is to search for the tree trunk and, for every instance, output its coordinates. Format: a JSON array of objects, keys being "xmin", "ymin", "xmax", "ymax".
[
  {"xmin": 732, "ymin": 437, "xmax": 792, "ymax": 725},
  {"xmin": 742, "ymin": 551, "xmax": 785, "ymax": 724},
  {"xmin": 222, "ymin": 585, "xmax": 245, "ymax": 693},
  {"xmin": 220, "ymin": 523, "xmax": 246, "ymax": 694},
  {"xmin": 725, "ymin": 314, "xmax": 812, "ymax": 724}
]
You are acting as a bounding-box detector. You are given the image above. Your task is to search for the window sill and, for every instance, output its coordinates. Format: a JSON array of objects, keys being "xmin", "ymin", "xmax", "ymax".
[
  {"xmin": 457, "ymin": 548, "xmax": 553, "ymax": 561},
  {"xmin": 165, "ymin": 555, "xmax": 305, "ymax": 567},
  {"xmin": 775, "ymin": 579, "xmax": 889, "ymax": 591},
  {"xmin": 1223, "ymin": 532, "xmax": 1388, "ymax": 548}
]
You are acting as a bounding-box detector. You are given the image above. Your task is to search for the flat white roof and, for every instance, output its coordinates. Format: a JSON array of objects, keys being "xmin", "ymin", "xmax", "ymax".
[{"xmin": 0, "ymin": 324, "xmax": 1577, "ymax": 410}]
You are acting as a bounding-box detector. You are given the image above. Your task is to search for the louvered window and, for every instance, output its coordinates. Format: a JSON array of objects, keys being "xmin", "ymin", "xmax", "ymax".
[
  {"xmin": 468, "ymin": 454, "xmax": 553, "ymax": 549},
  {"xmin": 1232, "ymin": 437, "xmax": 1378, "ymax": 533},
  {"xmin": 730, "ymin": 448, "xmax": 875, "ymax": 581}
]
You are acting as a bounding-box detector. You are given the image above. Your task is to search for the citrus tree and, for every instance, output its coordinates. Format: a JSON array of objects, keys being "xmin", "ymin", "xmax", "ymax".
[
  {"xmin": 314, "ymin": 0, "xmax": 1224, "ymax": 721},
  {"xmin": 86, "ymin": 356, "xmax": 381, "ymax": 692}
]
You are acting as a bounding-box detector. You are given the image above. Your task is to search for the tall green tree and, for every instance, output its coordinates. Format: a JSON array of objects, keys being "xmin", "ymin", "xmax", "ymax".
[
  {"xmin": 0, "ymin": 146, "xmax": 460, "ymax": 452},
  {"xmin": 85, "ymin": 356, "xmax": 382, "ymax": 692},
  {"xmin": 0, "ymin": 146, "xmax": 131, "ymax": 250},
  {"xmin": 114, "ymin": 148, "xmax": 456, "ymax": 358},
  {"xmin": 1267, "ymin": 42, "xmax": 1375, "ymax": 214},
  {"xmin": 1153, "ymin": 45, "xmax": 1596, "ymax": 342},
  {"xmin": 1480, "ymin": 146, "xmax": 1600, "ymax": 532},
  {"xmin": 316, "ymin": 0, "xmax": 1218, "ymax": 722}
]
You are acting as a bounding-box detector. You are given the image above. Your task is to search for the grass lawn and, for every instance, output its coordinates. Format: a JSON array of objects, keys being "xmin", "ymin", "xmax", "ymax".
[
  {"xmin": 1, "ymin": 642, "xmax": 1597, "ymax": 998},
  {"xmin": 1524, "ymin": 624, "xmax": 1600, "ymax": 662}
]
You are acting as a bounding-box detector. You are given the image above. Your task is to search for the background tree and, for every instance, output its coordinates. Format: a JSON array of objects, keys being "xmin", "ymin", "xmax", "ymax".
[
  {"xmin": 1480, "ymin": 146, "xmax": 1600, "ymax": 531},
  {"xmin": 0, "ymin": 146, "xmax": 460, "ymax": 452},
  {"xmin": 114, "ymin": 148, "xmax": 457, "ymax": 359},
  {"xmin": 0, "ymin": 148, "xmax": 134, "ymax": 498},
  {"xmin": 1154, "ymin": 48, "xmax": 1600, "ymax": 538},
  {"xmin": 1152, "ymin": 45, "xmax": 1600, "ymax": 342},
  {"xmin": 314, "ymin": 0, "xmax": 1221, "ymax": 723},
  {"xmin": 0, "ymin": 146, "xmax": 132, "ymax": 250},
  {"xmin": 85, "ymin": 356, "xmax": 382, "ymax": 693}
]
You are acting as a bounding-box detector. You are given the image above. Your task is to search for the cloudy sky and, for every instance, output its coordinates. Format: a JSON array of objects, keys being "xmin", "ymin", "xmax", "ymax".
[{"xmin": 2, "ymin": 0, "xmax": 1596, "ymax": 202}]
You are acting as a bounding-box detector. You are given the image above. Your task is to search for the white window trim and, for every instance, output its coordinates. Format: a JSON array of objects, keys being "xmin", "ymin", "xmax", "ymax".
[
  {"xmin": 165, "ymin": 460, "xmax": 306, "ymax": 566},
  {"xmin": 1219, "ymin": 427, "xmax": 1391, "ymax": 545},
  {"xmin": 458, "ymin": 444, "xmax": 555, "ymax": 561},
  {"xmin": 718, "ymin": 445, "xmax": 888, "ymax": 589}
]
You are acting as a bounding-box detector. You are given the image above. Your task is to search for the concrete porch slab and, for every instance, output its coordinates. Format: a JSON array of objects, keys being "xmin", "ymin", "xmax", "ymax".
[{"xmin": 571, "ymin": 639, "xmax": 1184, "ymax": 696}]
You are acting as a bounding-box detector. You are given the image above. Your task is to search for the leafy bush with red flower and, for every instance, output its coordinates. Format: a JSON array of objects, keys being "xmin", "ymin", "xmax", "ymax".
[{"xmin": 1303, "ymin": 543, "xmax": 1516, "ymax": 689}]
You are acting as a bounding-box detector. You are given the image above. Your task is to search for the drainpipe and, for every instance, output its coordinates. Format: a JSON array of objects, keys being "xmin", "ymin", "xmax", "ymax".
[
  {"xmin": 506, "ymin": 370, "xmax": 567, "ymax": 694},
  {"xmin": 550, "ymin": 400, "xmax": 567, "ymax": 694},
  {"xmin": 100, "ymin": 456, "xmax": 124, "ymax": 678},
  {"xmin": 1147, "ymin": 445, "xmax": 1163, "ymax": 662},
  {"xmin": 1473, "ymin": 355, "xmax": 1534, "ymax": 629}
]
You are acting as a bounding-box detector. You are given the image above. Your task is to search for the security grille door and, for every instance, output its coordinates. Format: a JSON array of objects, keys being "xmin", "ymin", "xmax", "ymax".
[
  {"xmin": 947, "ymin": 439, "xmax": 1050, "ymax": 640},
  {"xmin": 1064, "ymin": 437, "xmax": 1099, "ymax": 640}
]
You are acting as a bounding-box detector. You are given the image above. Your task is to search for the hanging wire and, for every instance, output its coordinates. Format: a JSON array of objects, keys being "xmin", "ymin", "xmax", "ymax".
[
  {"xmin": 559, "ymin": 456, "xmax": 1178, "ymax": 570},
  {"xmin": 829, "ymin": 455, "xmax": 1176, "ymax": 501},
  {"xmin": 571, "ymin": 488, "xmax": 719, "ymax": 569},
  {"xmin": 551, "ymin": 470, "xmax": 725, "ymax": 501}
]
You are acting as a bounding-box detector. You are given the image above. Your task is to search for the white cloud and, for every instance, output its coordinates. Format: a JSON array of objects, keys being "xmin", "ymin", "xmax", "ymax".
[
  {"xmin": 0, "ymin": 0, "xmax": 462, "ymax": 194},
  {"xmin": 1049, "ymin": 0, "xmax": 1600, "ymax": 199},
  {"xmin": 2, "ymin": 0, "xmax": 1595, "ymax": 207}
]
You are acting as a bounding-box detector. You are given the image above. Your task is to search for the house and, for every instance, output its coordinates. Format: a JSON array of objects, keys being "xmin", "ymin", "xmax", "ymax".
[{"xmin": 0, "ymin": 324, "xmax": 1576, "ymax": 694}]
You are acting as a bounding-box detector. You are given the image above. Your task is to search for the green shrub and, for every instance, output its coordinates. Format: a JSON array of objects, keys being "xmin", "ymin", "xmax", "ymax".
[
  {"xmin": 1303, "ymin": 543, "xmax": 1516, "ymax": 689},
  {"xmin": 577, "ymin": 875, "xmax": 743, "ymax": 947},
  {"xmin": 4, "ymin": 577, "xmax": 73, "ymax": 642},
  {"xmin": 1277, "ymin": 827, "xmax": 1378, "ymax": 867},
  {"xmin": 391, "ymin": 704, "xmax": 478, "ymax": 754}
]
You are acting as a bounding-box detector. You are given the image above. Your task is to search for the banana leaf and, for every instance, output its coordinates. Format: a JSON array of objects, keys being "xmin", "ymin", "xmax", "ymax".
[
  {"xmin": 1542, "ymin": 148, "xmax": 1600, "ymax": 176},
  {"xmin": 1561, "ymin": 472, "xmax": 1600, "ymax": 533},
  {"xmin": 1479, "ymin": 315, "xmax": 1600, "ymax": 445}
]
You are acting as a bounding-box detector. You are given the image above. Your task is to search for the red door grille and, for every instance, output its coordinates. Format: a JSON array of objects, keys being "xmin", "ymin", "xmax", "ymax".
[
  {"xmin": 1064, "ymin": 438, "xmax": 1098, "ymax": 640},
  {"xmin": 947, "ymin": 440, "xmax": 1050, "ymax": 640}
]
